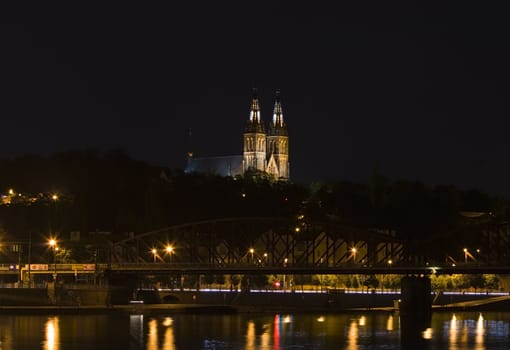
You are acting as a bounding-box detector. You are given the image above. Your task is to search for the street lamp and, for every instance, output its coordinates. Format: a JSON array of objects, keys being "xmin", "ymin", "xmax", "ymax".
[
  {"xmin": 152, "ymin": 248, "xmax": 157, "ymax": 263},
  {"xmin": 351, "ymin": 247, "xmax": 357, "ymax": 263},
  {"xmin": 249, "ymin": 248, "xmax": 254, "ymax": 263},
  {"xmin": 464, "ymin": 248, "xmax": 468, "ymax": 263},
  {"xmin": 49, "ymin": 239, "xmax": 57, "ymax": 281},
  {"xmin": 166, "ymin": 245, "xmax": 173, "ymax": 262}
]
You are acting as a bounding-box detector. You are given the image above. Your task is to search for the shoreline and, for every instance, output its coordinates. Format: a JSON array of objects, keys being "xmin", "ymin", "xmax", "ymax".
[
  {"xmin": 0, "ymin": 301, "xmax": 508, "ymax": 315},
  {"xmin": 1, "ymin": 287, "xmax": 509, "ymax": 314}
]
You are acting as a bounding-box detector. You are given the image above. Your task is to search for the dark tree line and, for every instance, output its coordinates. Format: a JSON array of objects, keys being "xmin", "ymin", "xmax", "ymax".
[
  {"xmin": 0, "ymin": 150, "xmax": 508, "ymax": 263},
  {"xmin": 0, "ymin": 150, "xmax": 306, "ymax": 242}
]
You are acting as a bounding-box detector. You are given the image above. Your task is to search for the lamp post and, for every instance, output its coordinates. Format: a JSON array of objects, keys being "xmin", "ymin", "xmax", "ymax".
[
  {"xmin": 49, "ymin": 239, "xmax": 57, "ymax": 281},
  {"xmin": 152, "ymin": 248, "xmax": 157, "ymax": 263},
  {"xmin": 249, "ymin": 248, "xmax": 254, "ymax": 264},
  {"xmin": 464, "ymin": 248, "xmax": 468, "ymax": 263},
  {"xmin": 283, "ymin": 258, "xmax": 288, "ymax": 290},
  {"xmin": 51, "ymin": 194, "xmax": 59, "ymax": 234}
]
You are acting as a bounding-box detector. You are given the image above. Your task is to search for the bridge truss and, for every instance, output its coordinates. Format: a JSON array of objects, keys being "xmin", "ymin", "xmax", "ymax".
[{"xmin": 109, "ymin": 217, "xmax": 403, "ymax": 268}]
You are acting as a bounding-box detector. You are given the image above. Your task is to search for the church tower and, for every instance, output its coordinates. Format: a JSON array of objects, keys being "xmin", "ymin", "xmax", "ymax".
[
  {"xmin": 266, "ymin": 90, "xmax": 290, "ymax": 179},
  {"xmin": 243, "ymin": 89, "xmax": 267, "ymax": 173}
]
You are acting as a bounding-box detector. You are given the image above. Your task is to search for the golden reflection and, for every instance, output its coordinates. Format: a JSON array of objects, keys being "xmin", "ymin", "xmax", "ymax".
[
  {"xmin": 359, "ymin": 316, "xmax": 366, "ymax": 327},
  {"xmin": 162, "ymin": 325, "xmax": 176, "ymax": 350},
  {"xmin": 260, "ymin": 327, "xmax": 271, "ymax": 349},
  {"xmin": 461, "ymin": 318, "xmax": 469, "ymax": 345},
  {"xmin": 386, "ymin": 314, "xmax": 394, "ymax": 331},
  {"xmin": 449, "ymin": 314, "xmax": 458, "ymax": 350},
  {"xmin": 475, "ymin": 313, "xmax": 485, "ymax": 350},
  {"xmin": 44, "ymin": 317, "xmax": 60, "ymax": 350},
  {"xmin": 346, "ymin": 320, "xmax": 358, "ymax": 350},
  {"xmin": 162, "ymin": 317, "xmax": 173, "ymax": 327},
  {"xmin": 147, "ymin": 319, "xmax": 158, "ymax": 350},
  {"xmin": 245, "ymin": 321, "xmax": 255, "ymax": 350},
  {"xmin": 422, "ymin": 328, "xmax": 433, "ymax": 339}
]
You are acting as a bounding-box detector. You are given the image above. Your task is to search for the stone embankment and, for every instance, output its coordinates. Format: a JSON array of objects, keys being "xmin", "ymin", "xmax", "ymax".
[{"xmin": 0, "ymin": 286, "xmax": 509, "ymax": 313}]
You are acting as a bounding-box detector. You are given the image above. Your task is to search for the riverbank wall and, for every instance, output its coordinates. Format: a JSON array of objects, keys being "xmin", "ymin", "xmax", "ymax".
[
  {"xmin": 0, "ymin": 287, "xmax": 508, "ymax": 312},
  {"xmin": 164, "ymin": 290, "xmax": 398, "ymax": 312}
]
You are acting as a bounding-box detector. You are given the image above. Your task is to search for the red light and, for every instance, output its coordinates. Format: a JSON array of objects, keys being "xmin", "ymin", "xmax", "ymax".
[{"xmin": 274, "ymin": 281, "xmax": 281, "ymax": 288}]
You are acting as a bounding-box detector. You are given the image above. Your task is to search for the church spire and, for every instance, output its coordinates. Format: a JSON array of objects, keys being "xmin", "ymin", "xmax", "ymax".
[
  {"xmin": 249, "ymin": 88, "xmax": 261, "ymax": 123},
  {"xmin": 266, "ymin": 89, "xmax": 289, "ymax": 180},
  {"xmin": 272, "ymin": 89, "xmax": 284, "ymax": 127},
  {"xmin": 245, "ymin": 88, "xmax": 265, "ymax": 133},
  {"xmin": 268, "ymin": 89, "xmax": 287, "ymax": 136}
]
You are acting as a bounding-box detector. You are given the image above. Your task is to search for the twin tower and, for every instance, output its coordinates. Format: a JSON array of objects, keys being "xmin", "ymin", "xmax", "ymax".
[
  {"xmin": 243, "ymin": 89, "xmax": 290, "ymax": 180},
  {"xmin": 185, "ymin": 89, "xmax": 289, "ymax": 180}
]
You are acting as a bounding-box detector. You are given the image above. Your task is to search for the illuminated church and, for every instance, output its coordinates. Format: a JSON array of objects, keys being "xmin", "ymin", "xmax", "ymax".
[{"xmin": 185, "ymin": 89, "xmax": 290, "ymax": 180}]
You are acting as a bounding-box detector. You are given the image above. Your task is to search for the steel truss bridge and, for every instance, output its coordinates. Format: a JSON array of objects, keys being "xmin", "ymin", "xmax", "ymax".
[
  {"xmin": 109, "ymin": 217, "xmax": 404, "ymax": 269},
  {"xmin": 98, "ymin": 215, "xmax": 510, "ymax": 278},
  {"xmin": 1, "ymin": 215, "xmax": 509, "ymax": 281}
]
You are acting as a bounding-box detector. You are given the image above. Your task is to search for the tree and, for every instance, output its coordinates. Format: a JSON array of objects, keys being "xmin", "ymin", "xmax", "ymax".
[
  {"xmin": 352, "ymin": 276, "xmax": 360, "ymax": 289},
  {"xmin": 484, "ymin": 274, "xmax": 499, "ymax": 290},
  {"xmin": 204, "ymin": 274, "xmax": 215, "ymax": 286},
  {"xmin": 230, "ymin": 275, "xmax": 241, "ymax": 291},
  {"xmin": 363, "ymin": 275, "xmax": 379, "ymax": 289},
  {"xmin": 293, "ymin": 274, "xmax": 312, "ymax": 291}
]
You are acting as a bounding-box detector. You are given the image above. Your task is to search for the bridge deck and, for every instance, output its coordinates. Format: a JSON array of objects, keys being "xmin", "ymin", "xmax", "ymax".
[{"xmin": 105, "ymin": 263, "xmax": 510, "ymax": 275}]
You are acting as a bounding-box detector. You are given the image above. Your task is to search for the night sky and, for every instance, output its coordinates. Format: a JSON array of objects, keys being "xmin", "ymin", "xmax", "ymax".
[{"xmin": 1, "ymin": 3, "xmax": 510, "ymax": 195}]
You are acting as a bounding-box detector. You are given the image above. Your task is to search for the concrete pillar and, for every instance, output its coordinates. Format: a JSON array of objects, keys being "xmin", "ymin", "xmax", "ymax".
[
  {"xmin": 400, "ymin": 275, "xmax": 431, "ymax": 315},
  {"xmin": 400, "ymin": 276, "xmax": 432, "ymax": 347}
]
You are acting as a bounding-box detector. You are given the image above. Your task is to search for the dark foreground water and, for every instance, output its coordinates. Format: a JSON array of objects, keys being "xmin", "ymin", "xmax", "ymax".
[{"xmin": 0, "ymin": 311, "xmax": 508, "ymax": 349}]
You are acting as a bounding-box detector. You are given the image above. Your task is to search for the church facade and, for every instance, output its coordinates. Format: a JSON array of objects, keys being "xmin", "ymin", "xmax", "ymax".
[{"xmin": 185, "ymin": 89, "xmax": 290, "ymax": 180}]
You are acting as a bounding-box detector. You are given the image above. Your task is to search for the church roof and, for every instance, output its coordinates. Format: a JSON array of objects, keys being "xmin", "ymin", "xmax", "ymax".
[{"xmin": 185, "ymin": 155, "xmax": 243, "ymax": 177}]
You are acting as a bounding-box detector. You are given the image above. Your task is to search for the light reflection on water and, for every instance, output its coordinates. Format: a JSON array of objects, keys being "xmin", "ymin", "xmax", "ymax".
[
  {"xmin": 444, "ymin": 312, "xmax": 508, "ymax": 350},
  {"xmin": 43, "ymin": 317, "xmax": 59, "ymax": 350},
  {"xmin": 0, "ymin": 312, "xmax": 508, "ymax": 349}
]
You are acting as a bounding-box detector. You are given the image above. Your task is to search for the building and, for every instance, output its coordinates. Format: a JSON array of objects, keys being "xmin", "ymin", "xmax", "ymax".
[{"xmin": 185, "ymin": 89, "xmax": 290, "ymax": 180}]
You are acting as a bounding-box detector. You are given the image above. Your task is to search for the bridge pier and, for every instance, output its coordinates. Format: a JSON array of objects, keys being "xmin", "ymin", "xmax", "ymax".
[
  {"xmin": 400, "ymin": 275, "xmax": 432, "ymax": 347},
  {"xmin": 400, "ymin": 275, "xmax": 431, "ymax": 315},
  {"xmin": 105, "ymin": 272, "xmax": 140, "ymax": 305}
]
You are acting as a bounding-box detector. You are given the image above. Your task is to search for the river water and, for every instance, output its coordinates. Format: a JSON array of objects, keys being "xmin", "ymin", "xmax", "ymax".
[{"xmin": 0, "ymin": 311, "xmax": 508, "ymax": 349}]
